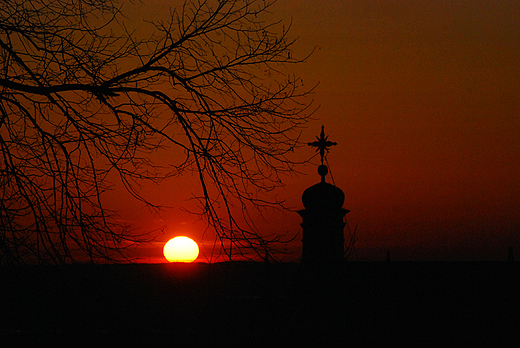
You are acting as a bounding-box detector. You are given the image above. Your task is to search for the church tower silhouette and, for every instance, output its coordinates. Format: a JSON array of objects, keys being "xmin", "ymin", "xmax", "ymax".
[{"xmin": 298, "ymin": 126, "xmax": 349, "ymax": 265}]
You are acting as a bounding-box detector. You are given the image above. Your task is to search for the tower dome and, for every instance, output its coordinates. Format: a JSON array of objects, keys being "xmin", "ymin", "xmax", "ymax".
[{"xmin": 302, "ymin": 181, "xmax": 345, "ymax": 211}]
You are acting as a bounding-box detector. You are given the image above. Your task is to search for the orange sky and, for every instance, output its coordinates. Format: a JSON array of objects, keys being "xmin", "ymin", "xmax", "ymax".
[{"xmin": 122, "ymin": 0, "xmax": 520, "ymax": 262}]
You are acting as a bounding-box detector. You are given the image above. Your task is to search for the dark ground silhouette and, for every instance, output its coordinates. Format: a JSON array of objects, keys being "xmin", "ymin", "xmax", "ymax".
[{"xmin": 2, "ymin": 261, "xmax": 520, "ymax": 347}]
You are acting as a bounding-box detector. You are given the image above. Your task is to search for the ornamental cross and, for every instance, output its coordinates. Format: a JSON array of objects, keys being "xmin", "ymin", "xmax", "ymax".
[{"xmin": 308, "ymin": 125, "xmax": 337, "ymax": 164}]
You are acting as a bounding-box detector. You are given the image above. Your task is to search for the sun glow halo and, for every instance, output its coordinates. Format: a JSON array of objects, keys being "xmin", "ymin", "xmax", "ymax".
[{"xmin": 163, "ymin": 236, "xmax": 199, "ymax": 263}]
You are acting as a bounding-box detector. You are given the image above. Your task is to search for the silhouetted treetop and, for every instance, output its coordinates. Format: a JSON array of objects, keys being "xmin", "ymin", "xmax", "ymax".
[{"xmin": 0, "ymin": 0, "xmax": 314, "ymax": 264}]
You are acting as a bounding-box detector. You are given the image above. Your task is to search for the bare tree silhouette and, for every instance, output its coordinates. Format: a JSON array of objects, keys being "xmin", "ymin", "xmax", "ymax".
[{"xmin": 0, "ymin": 0, "xmax": 314, "ymax": 264}]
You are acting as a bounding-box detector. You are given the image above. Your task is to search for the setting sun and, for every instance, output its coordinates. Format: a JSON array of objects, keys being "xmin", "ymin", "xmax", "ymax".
[{"xmin": 163, "ymin": 236, "xmax": 199, "ymax": 263}]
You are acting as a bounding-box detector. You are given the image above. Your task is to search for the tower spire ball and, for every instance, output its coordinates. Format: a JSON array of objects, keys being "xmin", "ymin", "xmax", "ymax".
[{"xmin": 308, "ymin": 125, "xmax": 337, "ymax": 182}]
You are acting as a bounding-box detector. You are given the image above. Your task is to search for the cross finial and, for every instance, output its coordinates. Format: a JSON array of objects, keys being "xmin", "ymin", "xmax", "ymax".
[{"xmin": 308, "ymin": 125, "xmax": 337, "ymax": 165}]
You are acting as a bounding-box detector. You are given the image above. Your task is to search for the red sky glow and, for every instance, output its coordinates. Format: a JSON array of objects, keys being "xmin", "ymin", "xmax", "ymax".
[{"xmin": 123, "ymin": 0, "xmax": 520, "ymax": 262}]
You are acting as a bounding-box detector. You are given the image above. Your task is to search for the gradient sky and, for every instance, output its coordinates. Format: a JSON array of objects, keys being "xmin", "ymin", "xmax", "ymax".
[{"xmin": 123, "ymin": 0, "xmax": 520, "ymax": 262}]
